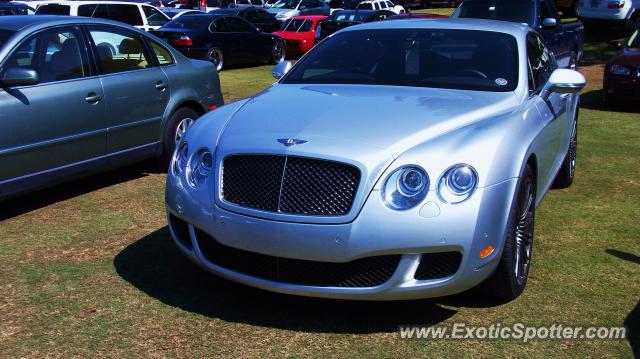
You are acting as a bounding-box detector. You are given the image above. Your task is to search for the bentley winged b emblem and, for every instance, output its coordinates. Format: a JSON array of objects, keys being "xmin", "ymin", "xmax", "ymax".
[{"xmin": 277, "ymin": 138, "xmax": 308, "ymax": 147}]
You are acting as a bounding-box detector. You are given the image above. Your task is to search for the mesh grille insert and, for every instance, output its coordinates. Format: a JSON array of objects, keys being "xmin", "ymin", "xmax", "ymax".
[{"xmin": 414, "ymin": 252, "xmax": 463, "ymax": 280}]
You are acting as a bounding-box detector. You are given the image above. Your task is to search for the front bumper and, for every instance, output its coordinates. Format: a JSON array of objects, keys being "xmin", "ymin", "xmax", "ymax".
[{"xmin": 165, "ymin": 172, "xmax": 518, "ymax": 300}]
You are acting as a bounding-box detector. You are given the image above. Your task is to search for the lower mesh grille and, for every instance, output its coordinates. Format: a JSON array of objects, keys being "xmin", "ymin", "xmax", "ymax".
[
  {"xmin": 194, "ymin": 228, "xmax": 400, "ymax": 287},
  {"xmin": 169, "ymin": 215, "xmax": 192, "ymax": 250},
  {"xmin": 414, "ymin": 252, "xmax": 463, "ymax": 280}
]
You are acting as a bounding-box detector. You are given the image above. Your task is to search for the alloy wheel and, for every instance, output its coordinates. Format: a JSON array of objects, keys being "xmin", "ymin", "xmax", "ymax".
[
  {"xmin": 569, "ymin": 121, "xmax": 577, "ymax": 178},
  {"xmin": 208, "ymin": 48, "xmax": 224, "ymax": 71},
  {"xmin": 272, "ymin": 42, "xmax": 285, "ymax": 64},
  {"xmin": 514, "ymin": 179, "xmax": 534, "ymax": 286},
  {"xmin": 175, "ymin": 117, "xmax": 194, "ymax": 143}
]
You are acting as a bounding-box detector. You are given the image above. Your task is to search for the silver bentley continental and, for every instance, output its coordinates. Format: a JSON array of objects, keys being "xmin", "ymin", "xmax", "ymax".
[{"xmin": 164, "ymin": 19, "xmax": 586, "ymax": 301}]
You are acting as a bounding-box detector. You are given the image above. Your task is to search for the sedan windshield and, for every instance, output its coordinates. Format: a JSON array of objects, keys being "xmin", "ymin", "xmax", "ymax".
[
  {"xmin": 0, "ymin": 30, "xmax": 14, "ymax": 48},
  {"xmin": 164, "ymin": 16, "xmax": 213, "ymax": 30},
  {"xmin": 281, "ymin": 19, "xmax": 313, "ymax": 31},
  {"xmin": 272, "ymin": 0, "xmax": 300, "ymax": 9},
  {"xmin": 282, "ymin": 29, "xmax": 519, "ymax": 92},
  {"xmin": 453, "ymin": 0, "xmax": 535, "ymax": 27}
]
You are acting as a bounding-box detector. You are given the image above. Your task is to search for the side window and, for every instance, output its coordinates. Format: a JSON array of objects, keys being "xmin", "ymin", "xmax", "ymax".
[
  {"xmin": 34, "ymin": 4, "xmax": 70, "ymax": 15},
  {"xmin": 250, "ymin": 0, "xmax": 263, "ymax": 5},
  {"xmin": 107, "ymin": 4, "xmax": 143, "ymax": 26},
  {"xmin": 78, "ymin": 4, "xmax": 110, "ymax": 19},
  {"xmin": 150, "ymin": 41, "xmax": 174, "ymax": 65},
  {"xmin": 88, "ymin": 27, "xmax": 152, "ymax": 74},
  {"xmin": 3, "ymin": 27, "xmax": 87, "ymax": 84},
  {"xmin": 244, "ymin": 9, "xmax": 258, "ymax": 22},
  {"xmin": 210, "ymin": 18, "xmax": 229, "ymax": 32},
  {"xmin": 142, "ymin": 5, "xmax": 169, "ymax": 26},
  {"xmin": 225, "ymin": 17, "xmax": 254, "ymax": 32},
  {"xmin": 527, "ymin": 33, "xmax": 556, "ymax": 94}
]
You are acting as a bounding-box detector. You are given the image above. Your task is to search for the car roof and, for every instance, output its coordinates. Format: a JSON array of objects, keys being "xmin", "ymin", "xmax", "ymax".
[
  {"xmin": 344, "ymin": 17, "xmax": 531, "ymax": 37},
  {"xmin": 333, "ymin": 9, "xmax": 376, "ymax": 14},
  {"xmin": 0, "ymin": 14, "xmax": 146, "ymax": 32},
  {"xmin": 291, "ymin": 15, "xmax": 327, "ymax": 20}
]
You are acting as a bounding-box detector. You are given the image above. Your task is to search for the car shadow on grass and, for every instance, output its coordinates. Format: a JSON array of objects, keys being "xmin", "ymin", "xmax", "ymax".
[
  {"xmin": 606, "ymin": 249, "xmax": 639, "ymax": 358},
  {"xmin": 113, "ymin": 227, "xmax": 506, "ymax": 334},
  {"xmin": 0, "ymin": 161, "xmax": 159, "ymax": 221},
  {"xmin": 579, "ymin": 89, "xmax": 640, "ymax": 114}
]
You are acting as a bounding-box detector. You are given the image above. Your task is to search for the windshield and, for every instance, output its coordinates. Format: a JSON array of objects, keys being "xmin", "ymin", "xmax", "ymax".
[
  {"xmin": 628, "ymin": 29, "xmax": 639, "ymax": 48},
  {"xmin": 281, "ymin": 19, "xmax": 313, "ymax": 31},
  {"xmin": 35, "ymin": 4, "xmax": 70, "ymax": 15},
  {"xmin": 272, "ymin": 0, "xmax": 299, "ymax": 9},
  {"xmin": 282, "ymin": 29, "xmax": 519, "ymax": 92},
  {"xmin": 453, "ymin": 0, "xmax": 535, "ymax": 27},
  {"xmin": 356, "ymin": 3, "xmax": 374, "ymax": 9},
  {"xmin": 0, "ymin": 30, "xmax": 14, "ymax": 48},
  {"xmin": 329, "ymin": 12, "xmax": 365, "ymax": 22},
  {"xmin": 164, "ymin": 16, "xmax": 213, "ymax": 30}
]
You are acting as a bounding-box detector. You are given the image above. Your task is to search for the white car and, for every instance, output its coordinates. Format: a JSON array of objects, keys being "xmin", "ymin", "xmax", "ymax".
[
  {"xmin": 34, "ymin": 1, "xmax": 171, "ymax": 31},
  {"xmin": 578, "ymin": 0, "xmax": 639, "ymax": 31},
  {"xmin": 356, "ymin": 0, "xmax": 405, "ymax": 14}
]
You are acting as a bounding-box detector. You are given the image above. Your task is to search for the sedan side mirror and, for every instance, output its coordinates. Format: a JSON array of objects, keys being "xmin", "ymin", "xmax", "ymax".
[
  {"xmin": 541, "ymin": 69, "xmax": 586, "ymax": 101},
  {"xmin": 1, "ymin": 68, "xmax": 39, "ymax": 86},
  {"xmin": 272, "ymin": 60, "xmax": 292, "ymax": 80},
  {"xmin": 542, "ymin": 17, "xmax": 557, "ymax": 28}
]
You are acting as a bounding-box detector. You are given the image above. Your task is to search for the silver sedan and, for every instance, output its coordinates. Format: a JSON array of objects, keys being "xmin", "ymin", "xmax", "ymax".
[{"xmin": 165, "ymin": 19, "xmax": 586, "ymax": 301}]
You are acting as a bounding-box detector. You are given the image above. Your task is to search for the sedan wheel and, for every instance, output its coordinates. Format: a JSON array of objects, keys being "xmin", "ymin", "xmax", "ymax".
[
  {"xmin": 208, "ymin": 47, "xmax": 224, "ymax": 72},
  {"xmin": 552, "ymin": 114, "xmax": 578, "ymax": 188},
  {"xmin": 271, "ymin": 41, "xmax": 285, "ymax": 64},
  {"xmin": 514, "ymin": 181, "xmax": 534, "ymax": 286},
  {"xmin": 175, "ymin": 117, "xmax": 195, "ymax": 144}
]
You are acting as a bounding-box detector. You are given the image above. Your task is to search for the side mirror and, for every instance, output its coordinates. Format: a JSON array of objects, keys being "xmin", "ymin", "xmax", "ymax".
[
  {"xmin": 0, "ymin": 68, "xmax": 39, "ymax": 86},
  {"xmin": 541, "ymin": 69, "xmax": 586, "ymax": 101},
  {"xmin": 542, "ymin": 17, "xmax": 557, "ymax": 28},
  {"xmin": 272, "ymin": 60, "xmax": 292, "ymax": 79}
]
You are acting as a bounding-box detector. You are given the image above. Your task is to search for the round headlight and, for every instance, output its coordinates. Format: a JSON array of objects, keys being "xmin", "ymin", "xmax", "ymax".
[
  {"xmin": 172, "ymin": 142, "xmax": 188, "ymax": 176},
  {"xmin": 382, "ymin": 166, "xmax": 429, "ymax": 210},
  {"xmin": 438, "ymin": 164, "xmax": 478, "ymax": 204},
  {"xmin": 186, "ymin": 148, "xmax": 213, "ymax": 188}
]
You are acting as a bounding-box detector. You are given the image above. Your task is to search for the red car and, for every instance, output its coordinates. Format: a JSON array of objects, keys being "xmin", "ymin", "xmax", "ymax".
[
  {"xmin": 272, "ymin": 15, "xmax": 327, "ymax": 57},
  {"xmin": 603, "ymin": 27, "xmax": 640, "ymax": 105}
]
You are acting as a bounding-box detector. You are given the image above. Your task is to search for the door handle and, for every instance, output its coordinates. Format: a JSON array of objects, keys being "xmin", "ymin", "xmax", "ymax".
[
  {"xmin": 560, "ymin": 93, "xmax": 571, "ymax": 99},
  {"xmin": 85, "ymin": 93, "xmax": 102, "ymax": 103},
  {"xmin": 155, "ymin": 81, "xmax": 167, "ymax": 90}
]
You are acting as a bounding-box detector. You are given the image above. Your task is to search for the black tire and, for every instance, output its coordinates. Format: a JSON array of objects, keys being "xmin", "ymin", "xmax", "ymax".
[
  {"xmin": 161, "ymin": 107, "xmax": 200, "ymax": 168},
  {"xmin": 482, "ymin": 164, "xmax": 536, "ymax": 302},
  {"xmin": 270, "ymin": 40, "xmax": 286, "ymax": 64},
  {"xmin": 552, "ymin": 114, "xmax": 578, "ymax": 189},
  {"xmin": 207, "ymin": 47, "xmax": 224, "ymax": 72}
]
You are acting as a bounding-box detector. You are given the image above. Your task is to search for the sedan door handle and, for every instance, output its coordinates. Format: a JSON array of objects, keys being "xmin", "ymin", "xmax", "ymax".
[
  {"xmin": 85, "ymin": 93, "xmax": 102, "ymax": 103},
  {"xmin": 155, "ymin": 81, "xmax": 167, "ymax": 90}
]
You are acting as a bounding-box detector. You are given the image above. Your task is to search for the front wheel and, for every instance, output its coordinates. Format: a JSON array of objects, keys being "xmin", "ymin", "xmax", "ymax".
[
  {"xmin": 270, "ymin": 41, "xmax": 286, "ymax": 64},
  {"xmin": 482, "ymin": 164, "xmax": 536, "ymax": 302}
]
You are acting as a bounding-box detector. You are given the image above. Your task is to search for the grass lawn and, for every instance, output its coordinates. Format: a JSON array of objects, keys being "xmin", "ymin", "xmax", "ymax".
[{"xmin": 0, "ymin": 21, "xmax": 638, "ymax": 357}]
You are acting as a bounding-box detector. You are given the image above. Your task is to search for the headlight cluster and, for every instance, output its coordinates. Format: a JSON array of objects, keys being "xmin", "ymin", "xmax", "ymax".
[
  {"xmin": 608, "ymin": 64, "xmax": 631, "ymax": 76},
  {"xmin": 171, "ymin": 143, "xmax": 213, "ymax": 188},
  {"xmin": 381, "ymin": 163, "xmax": 478, "ymax": 210}
]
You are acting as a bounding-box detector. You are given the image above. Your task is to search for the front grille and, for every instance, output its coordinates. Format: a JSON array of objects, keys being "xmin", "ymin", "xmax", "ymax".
[
  {"xmin": 222, "ymin": 155, "xmax": 361, "ymax": 216},
  {"xmin": 414, "ymin": 252, "xmax": 463, "ymax": 280},
  {"xmin": 194, "ymin": 228, "xmax": 400, "ymax": 287}
]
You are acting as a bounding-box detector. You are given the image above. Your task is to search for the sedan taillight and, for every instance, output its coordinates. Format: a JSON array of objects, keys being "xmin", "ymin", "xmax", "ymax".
[{"xmin": 171, "ymin": 35, "xmax": 193, "ymax": 47}]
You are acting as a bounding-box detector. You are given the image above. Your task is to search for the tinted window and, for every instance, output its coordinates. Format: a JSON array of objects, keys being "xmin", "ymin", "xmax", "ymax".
[
  {"xmin": 35, "ymin": 4, "xmax": 70, "ymax": 15},
  {"xmin": 142, "ymin": 5, "xmax": 169, "ymax": 26},
  {"xmin": 527, "ymin": 33, "xmax": 556, "ymax": 94},
  {"xmin": 356, "ymin": 3, "xmax": 374, "ymax": 9},
  {"xmin": 3, "ymin": 27, "xmax": 87, "ymax": 83},
  {"xmin": 107, "ymin": 4, "xmax": 143, "ymax": 26},
  {"xmin": 251, "ymin": 0, "xmax": 264, "ymax": 5},
  {"xmin": 150, "ymin": 41, "xmax": 174, "ymax": 65},
  {"xmin": 210, "ymin": 18, "xmax": 229, "ymax": 32},
  {"xmin": 453, "ymin": 0, "xmax": 535, "ymax": 27},
  {"xmin": 283, "ymin": 29, "xmax": 519, "ymax": 92},
  {"xmin": 0, "ymin": 6, "xmax": 29, "ymax": 15},
  {"xmin": 0, "ymin": 30, "xmax": 14, "ymax": 48},
  {"xmin": 88, "ymin": 27, "xmax": 152, "ymax": 74},
  {"xmin": 225, "ymin": 17, "xmax": 254, "ymax": 32},
  {"xmin": 281, "ymin": 18, "xmax": 312, "ymax": 31},
  {"xmin": 78, "ymin": 4, "xmax": 110, "ymax": 19},
  {"xmin": 165, "ymin": 16, "xmax": 214, "ymax": 30}
]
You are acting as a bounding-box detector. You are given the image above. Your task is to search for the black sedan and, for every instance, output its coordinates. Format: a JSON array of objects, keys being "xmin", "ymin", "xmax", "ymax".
[
  {"xmin": 318, "ymin": 9, "xmax": 394, "ymax": 40},
  {"xmin": 209, "ymin": 7, "xmax": 281, "ymax": 33},
  {"xmin": 151, "ymin": 14, "xmax": 285, "ymax": 71}
]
